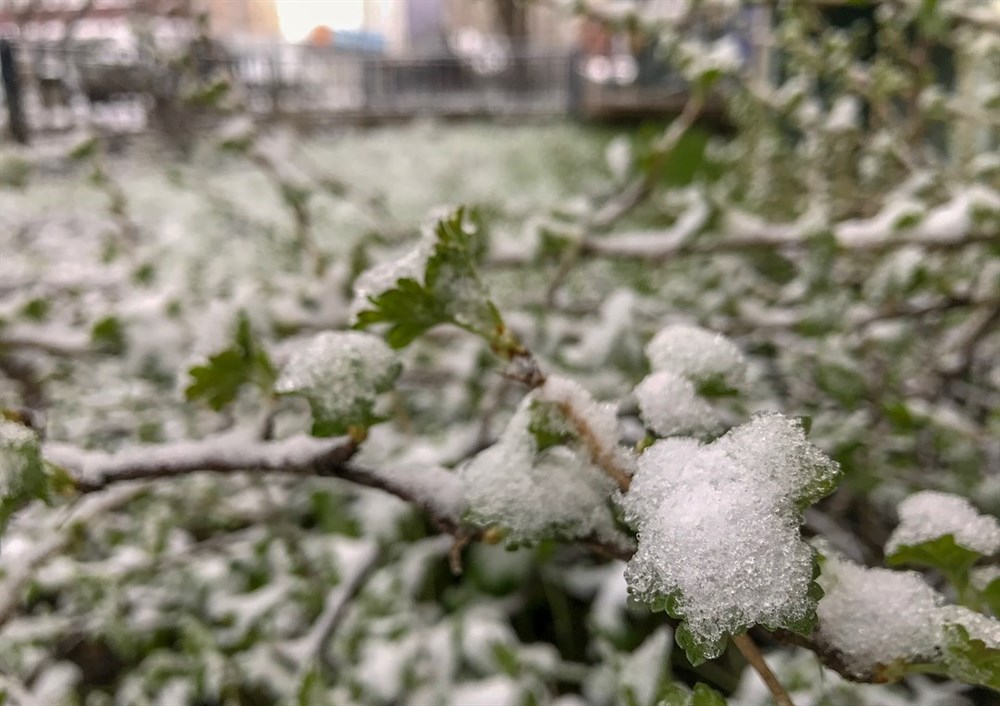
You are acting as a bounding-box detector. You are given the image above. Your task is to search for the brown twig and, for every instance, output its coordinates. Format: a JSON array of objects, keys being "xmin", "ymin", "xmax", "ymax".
[{"xmin": 732, "ymin": 632, "xmax": 796, "ymax": 706}]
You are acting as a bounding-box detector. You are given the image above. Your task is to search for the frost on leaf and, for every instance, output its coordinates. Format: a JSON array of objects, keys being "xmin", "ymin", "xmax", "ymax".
[
  {"xmin": 459, "ymin": 391, "xmax": 624, "ymax": 545},
  {"xmin": 620, "ymin": 413, "xmax": 840, "ymax": 664},
  {"xmin": 352, "ymin": 207, "xmax": 504, "ymax": 349},
  {"xmin": 0, "ymin": 420, "xmax": 47, "ymax": 529},
  {"xmin": 885, "ymin": 491, "xmax": 1000, "ymax": 583},
  {"xmin": 634, "ymin": 371, "xmax": 718, "ymax": 437},
  {"xmin": 275, "ymin": 331, "xmax": 400, "ymax": 437},
  {"xmin": 816, "ymin": 553, "xmax": 1000, "ymax": 687},
  {"xmin": 645, "ymin": 324, "xmax": 747, "ymax": 393}
]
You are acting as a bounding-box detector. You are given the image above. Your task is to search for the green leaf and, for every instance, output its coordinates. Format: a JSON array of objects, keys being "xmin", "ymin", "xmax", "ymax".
[
  {"xmin": 186, "ymin": 77, "xmax": 230, "ymax": 108},
  {"xmin": 690, "ymin": 683, "xmax": 728, "ymax": 706},
  {"xmin": 355, "ymin": 277, "xmax": 451, "ymax": 349},
  {"xmin": 185, "ymin": 313, "xmax": 275, "ymax": 411},
  {"xmin": 275, "ymin": 331, "xmax": 400, "ymax": 437},
  {"xmin": 941, "ymin": 623, "xmax": 1000, "ymax": 689},
  {"xmin": 526, "ymin": 399, "xmax": 575, "ymax": 452},
  {"xmin": 20, "ymin": 298, "xmax": 50, "ymax": 321},
  {"xmin": 886, "ymin": 534, "xmax": 982, "ymax": 593},
  {"xmin": 68, "ymin": 135, "xmax": 100, "ymax": 161},
  {"xmin": 90, "ymin": 316, "xmax": 127, "ymax": 355},
  {"xmin": 0, "ymin": 421, "xmax": 47, "ymax": 531},
  {"xmin": 982, "ymin": 577, "xmax": 1000, "ymax": 618},
  {"xmin": 353, "ymin": 207, "xmax": 506, "ymax": 351},
  {"xmin": 657, "ymin": 682, "xmax": 728, "ymax": 706},
  {"xmin": 694, "ymin": 374, "xmax": 741, "ymax": 399}
]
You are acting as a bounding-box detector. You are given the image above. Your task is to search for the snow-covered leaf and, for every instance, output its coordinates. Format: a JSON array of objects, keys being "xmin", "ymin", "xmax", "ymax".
[
  {"xmin": 275, "ymin": 331, "xmax": 400, "ymax": 437},
  {"xmin": 621, "ymin": 414, "xmax": 840, "ymax": 664},
  {"xmin": 885, "ymin": 491, "xmax": 1000, "ymax": 589},
  {"xmin": 0, "ymin": 420, "xmax": 47, "ymax": 530},
  {"xmin": 353, "ymin": 207, "xmax": 505, "ymax": 350}
]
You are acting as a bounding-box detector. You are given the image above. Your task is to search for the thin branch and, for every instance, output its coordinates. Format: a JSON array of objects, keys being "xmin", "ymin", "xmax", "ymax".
[
  {"xmin": 731, "ymin": 632, "xmax": 796, "ymax": 706},
  {"xmin": 278, "ymin": 540, "xmax": 380, "ymax": 666}
]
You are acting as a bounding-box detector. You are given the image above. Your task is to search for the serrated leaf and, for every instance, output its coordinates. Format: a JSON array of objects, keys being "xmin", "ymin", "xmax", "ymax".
[
  {"xmin": 886, "ymin": 534, "xmax": 982, "ymax": 592},
  {"xmin": 185, "ymin": 313, "xmax": 275, "ymax": 411},
  {"xmin": 941, "ymin": 623, "xmax": 1000, "ymax": 689},
  {"xmin": 354, "ymin": 277, "xmax": 451, "ymax": 349},
  {"xmin": 623, "ymin": 415, "xmax": 841, "ymax": 666},
  {"xmin": 0, "ymin": 421, "xmax": 47, "ymax": 531},
  {"xmin": 674, "ymin": 622, "xmax": 728, "ymax": 666},
  {"xmin": 353, "ymin": 207, "xmax": 505, "ymax": 350}
]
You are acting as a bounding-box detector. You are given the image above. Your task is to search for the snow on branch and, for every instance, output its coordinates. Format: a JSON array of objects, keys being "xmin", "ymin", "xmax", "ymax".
[{"xmin": 44, "ymin": 432, "xmax": 466, "ymax": 529}]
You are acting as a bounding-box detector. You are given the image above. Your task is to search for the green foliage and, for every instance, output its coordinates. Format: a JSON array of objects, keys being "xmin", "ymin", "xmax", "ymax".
[
  {"xmin": 0, "ymin": 151, "xmax": 31, "ymax": 188},
  {"xmin": 886, "ymin": 535, "xmax": 982, "ymax": 595},
  {"xmin": 275, "ymin": 331, "xmax": 401, "ymax": 438},
  {"xmin": 982, "ymin": 577, "xmax": 1000, "ymax": 618},
  {"xmin": 658, "ymin": 682, "xmax": 728, "ymax": 706},
  {"xmin": 940, "ymin": 623, "xmax": 1000, "ymax": 690},
  {"xmin": 185, "ymin": 313, "xmax": 275, "ymax": 411},
  {"xmin": 90, "ymin": 315, "xmax": 127, "ymax": 355},
  {"xmin": 68, "ymin": 135, "xmax": 101, "ymax": 162},
  {"xmin": 0, "ymin": 421, "xmax": 47, "ymax": 531},
  {"xmin": 634, "ymin": 126, "xmax": 713, "ymax": 188},
  {"xmin": 20, "ymin": 297, "xmax": 50, "ymax": 321},
  {"xmin": 354, "ymin": 208, "xmax": 506, "ymax": 350},
  {"xmin": 526, "ymin": 399, "xmax": 575, "ymax": 452}
]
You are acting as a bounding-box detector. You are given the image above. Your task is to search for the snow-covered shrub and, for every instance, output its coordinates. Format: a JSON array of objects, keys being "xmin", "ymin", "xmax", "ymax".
[{"xmin": 1, "ymin": 1, "xmax": 998, "ymax": 704}]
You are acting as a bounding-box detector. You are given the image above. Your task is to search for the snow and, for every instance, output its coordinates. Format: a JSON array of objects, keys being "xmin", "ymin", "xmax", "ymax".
[
  {"xmin": 645, "ymin": 324, "xmax": 747, "ymax": 389},
  {"xmin": 826, "ymin": 95, "xmax": 861, "ymax": 132},
  {"xmin": 815, "ymin": 553, "xmax": 945, "ymax": 677},
  {"xmin": 618, "ymin": 626, "xmax": 672, "ymax": 706},
  {"xmin": 538, "ymin": 375, "xmax": 625, "ymax": 467},
  {"xmin": 971, "ymin": 565, "xmax": 1000, "ymax": 591},
  {"xmin": 459, "ymin": 391, "xmax": 622, "ymax": 543},
  {"xmin": 585, "ymin": 192, "xmax": 710, "ymax": 258},
  {"xmin": 563, "ymin": 289, "xmax": 637, "ymax": 367},
  {"xmin": 449, "ymin": 676, "xmax": 523, "ymax": 706},
  {"xmin": 462, "ymin": 609, "xmax": 518, "ymax": 672},
  {"xmin": 835, "ymin": 187, "xmax": 1000, "ymax": 248},
  {"xmin": 349, "ymin": 230, "xmax": 436, "ymax": 320},
  {"xmin": 275, "ymin": 330, "xmax": 399, "ymax": 424},
  {"xmin": 0, "ymin": 421, "xmax": 38, "ymax": 497},
  {"xmin": 621, "ymin": 414, "xmax": 839, "ymax": 654},
  {"xmin": 634, "ymin": 370, "xmax": 718, "ymax": 437},
  {"xmin": 885, "ymin": 490, "xmax": 1000, "ymax": 557}
]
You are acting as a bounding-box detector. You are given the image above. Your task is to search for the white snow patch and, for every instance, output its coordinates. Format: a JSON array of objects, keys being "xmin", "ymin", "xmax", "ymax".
[
  {"xmin": 634, "ymin": 370, "xmax": 718, "ymax": 437},
  {"xmin": 621, "ymin": 414, "xmax": 839, "ymax": 654},
  {"xmin": 886, "ymin": 490, "xmax": 1000, "ymax": 557},
  {"xmin": 645, "ymin": 324, "xmax": 747, "ymax": 388}
]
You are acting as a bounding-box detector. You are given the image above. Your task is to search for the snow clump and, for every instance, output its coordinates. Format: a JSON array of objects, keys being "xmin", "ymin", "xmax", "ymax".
[
  {"xmin": 275, "ymin": 331, "xmax": 400, "ymax": 429},
  {"xmin": 1, "ymin": 420, "xmax": 40, "ymax": 498},
  {"xmin": 633, "ymin": 371, "xmax": 717, "ymax": 437},
  {"xmin": 816, "ymin": 553, "xmax": 1000, "ymax": 678},
  {"xmin": 645, "ymin": 324, "xmax": 747, "ymax": 388},
  {"xmin": 460, "ymin": 386, "xmax": 623, "ymax": 544},
  {"xmin": 620, "ymin": 413, "xmax": 840, "ymax": 658},
  {"xmin": 885, "ymin": 490, "xmax": 1000, "ymax": 557}
]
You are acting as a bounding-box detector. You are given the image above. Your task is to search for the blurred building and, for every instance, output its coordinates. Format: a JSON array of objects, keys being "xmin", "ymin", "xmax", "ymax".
[{"xmin": 203, "ymin": 0, "xmax": 281, "ymax": 41}]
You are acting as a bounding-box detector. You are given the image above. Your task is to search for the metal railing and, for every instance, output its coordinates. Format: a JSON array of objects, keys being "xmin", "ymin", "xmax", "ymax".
[{"xmin": 1, "ymin": 40, "xmax": 693, "ymax": 137}]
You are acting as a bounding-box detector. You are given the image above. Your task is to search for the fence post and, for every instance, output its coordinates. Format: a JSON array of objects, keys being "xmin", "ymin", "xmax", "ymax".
[{"xmin": 1, "ymin": 39, "xmax": 30, "ymax": 145}]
